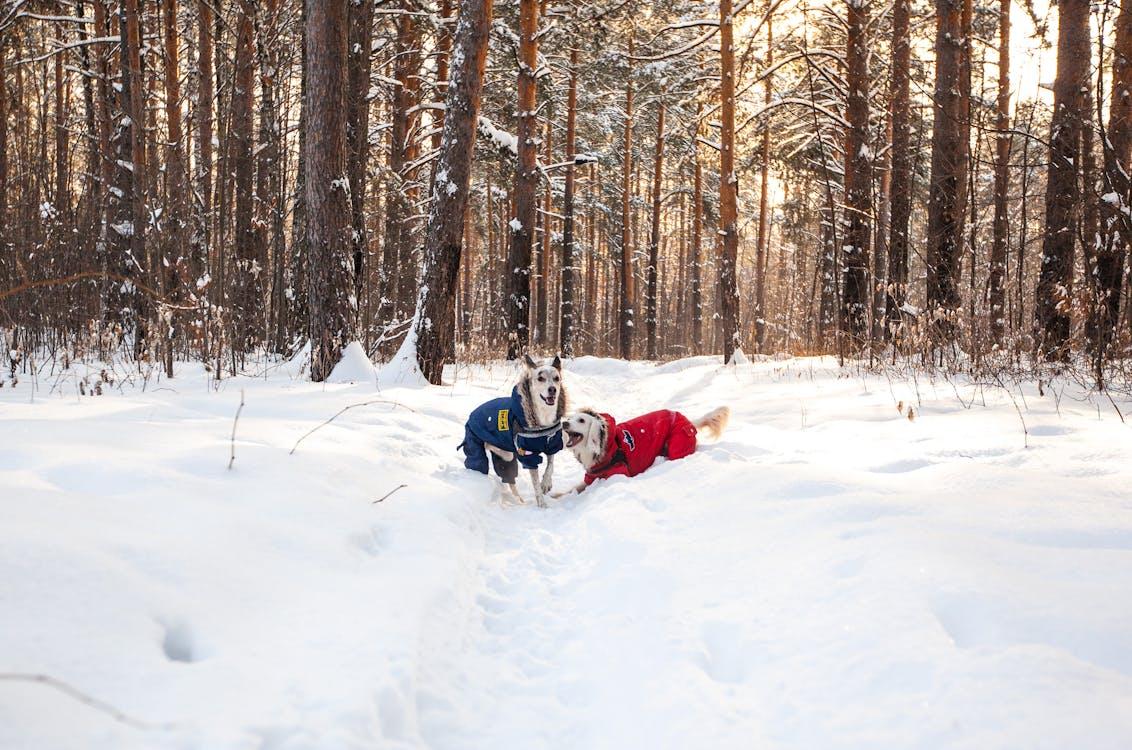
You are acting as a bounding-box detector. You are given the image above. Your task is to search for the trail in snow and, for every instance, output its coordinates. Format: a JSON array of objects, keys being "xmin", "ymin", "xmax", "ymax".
[{"xmin": 2, "ymin": 355, "xmax": 1132, "ymax": 749}]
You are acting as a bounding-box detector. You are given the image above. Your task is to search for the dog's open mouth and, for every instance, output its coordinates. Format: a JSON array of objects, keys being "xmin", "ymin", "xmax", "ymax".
[
  {"xmin": 565, "ymin": 430, "xmax": 583, "ymax": 448},
  {"xmin": 541, "ymin": 392, "xmax": 557, "ymax": 406}
]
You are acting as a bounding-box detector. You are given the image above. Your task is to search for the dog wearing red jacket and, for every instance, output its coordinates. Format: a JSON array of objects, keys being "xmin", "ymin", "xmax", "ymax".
[{"xmin": 555, "ymin": 405, "xmax": 730, "ymax": 495}]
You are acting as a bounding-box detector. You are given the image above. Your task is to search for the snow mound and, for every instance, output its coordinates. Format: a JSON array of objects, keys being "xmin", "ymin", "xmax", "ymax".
[
  {"xmin": 728, "ymin": 347, "xmax": 750, "ymax": 365},
  {"xmin": 377, "ymin": 327, "xmax": 427, "ymax": 388},
  {"xmin": 326, "ymin": 341, "xmax": 377, "ymax": 383}
]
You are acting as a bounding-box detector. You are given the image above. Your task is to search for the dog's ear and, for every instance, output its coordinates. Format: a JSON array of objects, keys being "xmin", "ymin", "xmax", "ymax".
[
  {"xmin": 523, "ymin": 354, "xmax": 537, "ymax": 369},
  {"xmin": 590, "ymin": 416, "xmax": 608, "ymax": 460},
  {"xmin": 552, "ymin": 355, "xmax": 562, "ymax": 371}
]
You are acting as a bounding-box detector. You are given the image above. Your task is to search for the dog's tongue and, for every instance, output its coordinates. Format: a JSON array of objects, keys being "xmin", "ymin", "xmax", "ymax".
[{"xmin": 566, "ymin": 432, "xmax": 582, "ymax": 448}]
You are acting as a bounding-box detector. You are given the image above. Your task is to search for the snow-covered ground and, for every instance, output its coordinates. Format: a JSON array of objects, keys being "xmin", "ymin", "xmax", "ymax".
[{"xmin": 2, "ymin": 353, "xmax": 1132, "ymax": 749}]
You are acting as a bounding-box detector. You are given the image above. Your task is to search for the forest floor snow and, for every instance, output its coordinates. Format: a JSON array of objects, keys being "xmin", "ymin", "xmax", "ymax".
[{"xmin": 2, "ymin": 354, "xmax": 1132, "ymax": 749}]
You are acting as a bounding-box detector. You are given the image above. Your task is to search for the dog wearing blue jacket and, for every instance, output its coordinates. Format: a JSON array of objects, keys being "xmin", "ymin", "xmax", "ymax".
[{"xmin": 461, "ymin": 355, "xmax": 567, "ymax": 507}]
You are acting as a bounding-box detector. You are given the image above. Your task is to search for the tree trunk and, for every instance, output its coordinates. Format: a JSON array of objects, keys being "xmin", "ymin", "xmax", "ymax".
[
  {"xmin": 254, "ymin": 0, "xmax": 287, "ymax": 353},
  {"xmin": 414, "ymin": 0, "xmax": 495, "ymax": 383},
  {"xmin": 754, "ymin": 13, "xmax": 773, "ymax": 352},
  {"xmin": 162, "ymin": 0, "xmax": 189, "ymax": 376},
  {"xmin": 988, "ymin": 0, "xmax": 1011, "ymax": 346},
  {"xmin": 288, "ymin": 1, "xmax": 310, "ymax": 348},
  {"xmin": 841, "ymin": 0, "xmax": 871, "ymax": 346},
  {"xmin": 1094, "ymin": 0, "xmax": 1132, "ymax": 360},
  {"xmin": 646, "ymin": 93, "xmax": 665, "ymax": 360},
  {"xmin": 618, "ymin": 34, "xmax": 636, "ymax": 359},
  {"xmin": 0, "ymin": 39, "xmax": 6, "ymax": 246},
  {"xmin": 305, "ymin": 0, "xmax": 354, "ymax": 381},
  {"xmin": 347, "ymin": 0, "xmax": 374, "ymax": 309},
  {"xmin": 926, "ymin": 0, "xmax": 971, "ymax": 344},
  {"xmin": 691, "ymin": 104, "xmax": 704, "ymax": 354},
  {"xmin": 886, "ymin": 0, "xmax": 912, "ymax": 339},
  {"xmin": 506, "ymin": 0, "xmax": 539, "ymax": 359},
  {"xmin": 380, "ymin": 3, "xmax": 423, "ymax": 331},
  {"xmin": 192, "ymin": 0, "xmax": 214, "ymax": 307},
  {"xmin": 232, "ymin": 0, "xmax": 262, "ymax": 352},
  {"xmin": 1036, "ymin": 0, "xmax": 1089, "ymax": 359},
  {"xmin": 718, "ymin": 0, "xmax": 741, "ymax": 362},
  {"xmin": 559, "ymin": 47, "xmax": 579, "ymax": 357},
  {"xmin": 536, "ymin": 115, "xmax": 553, "ymax": 345},
  {"xmin": 106, "ymin": 0, "xmax": 146, "ymax": 348}
]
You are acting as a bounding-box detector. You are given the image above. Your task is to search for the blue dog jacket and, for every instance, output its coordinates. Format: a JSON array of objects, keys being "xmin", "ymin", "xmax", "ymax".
[{"xmin": 461, "ymin": 387, "xmax": 564, "ymax": 479}]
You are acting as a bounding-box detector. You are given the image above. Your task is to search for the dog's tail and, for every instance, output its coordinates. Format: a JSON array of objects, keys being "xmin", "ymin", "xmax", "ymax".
[{"xmin": 693, "ymin": 406, "xmax": 730, "ymax": 441}]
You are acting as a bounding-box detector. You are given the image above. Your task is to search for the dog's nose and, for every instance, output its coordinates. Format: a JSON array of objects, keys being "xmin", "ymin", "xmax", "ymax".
[{"xmin": 547, "ymin": 386, "xmax": 557, "ymax": 396}]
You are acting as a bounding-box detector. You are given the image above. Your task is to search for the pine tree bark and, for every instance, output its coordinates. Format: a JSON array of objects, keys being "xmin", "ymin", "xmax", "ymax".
[
  {"xmin": 885, "ymin": 0, "xmax": 912, "ymax": 339},
  {"xmin": 618, "ymin": 33, "xmax": 636, "ymax": 360},
  {"xmin": 988, "ymin": 0, "xmax": 1011, "ymax": 345},
  {"xmin": 346, "ymin": 0, "xmax": 374, "ymax": 307},
  {"xmin": 162, "ymin": 0, "xmax": 188, "ymax": 375},
  {"xmin": 106, "ymin": 0, "xmax": 146, "ymax": 347},
  {"xmin": 0, "ymin": 39, "xmax": 6, "ymax": 246},
  {"xmin": 841, "ymin": 0, "xmax": 872, "ymax": 345},
  {"xmin": 232, "ymin": 0, "xmax": 263, "ymax": 352},
  {"xmin": 254, "ymin": 0, "xmax": 287, "ymax": 352},
  {"xmin": 1094, "ymin": 0, "xmax": 1132, "ymax": 358},
  {"xmin": 559, "ymin": 47, "xmax": 579, "ymax": 357},
  {"xmin": 754, "ymin": 14, "xmax": 773, "ymax": 352},
  {"xmin": 691, "ymin": 110, "xmax": 704, "ymax": 354},
  {"xmin": 414, "ymin": 0, "xmax": 495, "ymax": 383},
  {"xmin": 646, "ymin": 93, "xmax": 665, "ymax": 360},
  {"xmin": 536, "ymin": 115, "xmax": 553, "ymax": 345},
  {"xmin": 288, "ymin": 2, "xmax": 310, "ymax": 346},
  {"xmin": 718, "ymin": 0, "xmax": 741, "ymax": 362},
  {"xmin": 192, "ymin": 0, "xmax": 214, "ymax": 299},
  {"xmin": 506, "ymin": 0, "xmax": 540, "ymax": 359},
  {"xmin": 305, "ymin": 0, "xmax": 355, "ymax": 381},
  {"xmin": 380, "ymin": 4, "xmax": 423, "ymax": 330},
  {"xmin": 926, "ymin": 0, "xmax": 971, "ymax": 342},
  {"xmin": 1036, "ymin": 0, "xmax": 1089, "ymax": 359}
]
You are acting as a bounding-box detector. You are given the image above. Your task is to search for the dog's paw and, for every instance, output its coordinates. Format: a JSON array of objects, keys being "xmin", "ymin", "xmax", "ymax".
[{"xmin": 540, "ymin": 476, "xmax": 554, "ymax": 494}]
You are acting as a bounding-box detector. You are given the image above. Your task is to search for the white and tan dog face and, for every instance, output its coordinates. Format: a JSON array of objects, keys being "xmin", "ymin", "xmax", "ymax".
[
  {"xmin": 523, "ymin": 354, "xmax": 563, "ymax": 410},
  {"xmin": 562, "ymin": 409, "xmax": 609, "ymax": 469}
]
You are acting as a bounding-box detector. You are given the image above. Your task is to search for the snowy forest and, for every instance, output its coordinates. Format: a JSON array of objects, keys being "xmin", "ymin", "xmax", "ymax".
[
  {"xmin": 3, "ymin": 1, "xmax": 1132, "ymax": 748},
  {"xmin": 1, "ymin": 0, "xmax": 1130, "ymax": 385}
]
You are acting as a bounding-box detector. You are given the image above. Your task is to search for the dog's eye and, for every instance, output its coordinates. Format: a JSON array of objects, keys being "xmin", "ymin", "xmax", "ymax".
[{"xmin": 538, "ymin": 375, "xmax": 545, "ymax": 382}]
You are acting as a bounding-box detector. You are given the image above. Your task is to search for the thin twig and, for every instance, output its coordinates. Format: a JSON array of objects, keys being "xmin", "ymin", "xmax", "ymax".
[
  {"xmin": 290, "ymin": 400, "xmax": 418, "ymax": 455},
  {"xmin": 373, "ymin": 484, "xmax": 408, "ymax": 504},
  {"xmin": 228, "ymin": 389, "xmax": 245, "ymax": 470},
  {"xmin": 0, "ymin": 673, "xmax": 176, "ymax": 731},
  {"xmin": 1102, "ymin": 387, "xmax": 1127, "ymax": 424}
]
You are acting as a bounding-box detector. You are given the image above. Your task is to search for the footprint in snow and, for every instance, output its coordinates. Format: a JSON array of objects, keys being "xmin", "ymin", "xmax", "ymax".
[
  {"xmin": 1028, "ymin": 424, "xmax": 1074, "ymax": 437},
  {"xmin": 160, "ymin": 618, "xmax": 206, "ymax": 663},
  {"xmin": 869, "ymin": 458, "xmax": 933, "ymax": 474}
]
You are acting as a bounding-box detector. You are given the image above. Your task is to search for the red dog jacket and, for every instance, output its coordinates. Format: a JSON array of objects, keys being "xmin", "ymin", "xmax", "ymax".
[{"xmin": 584, "ymin": 410, "xmax": 698, "ymax": 485}]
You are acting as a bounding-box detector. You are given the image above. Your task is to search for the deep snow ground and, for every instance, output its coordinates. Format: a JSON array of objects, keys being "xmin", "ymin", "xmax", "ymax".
[{"xmin": 2, "ymin": 353, "xmax": 1132, "ymax": 749}]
